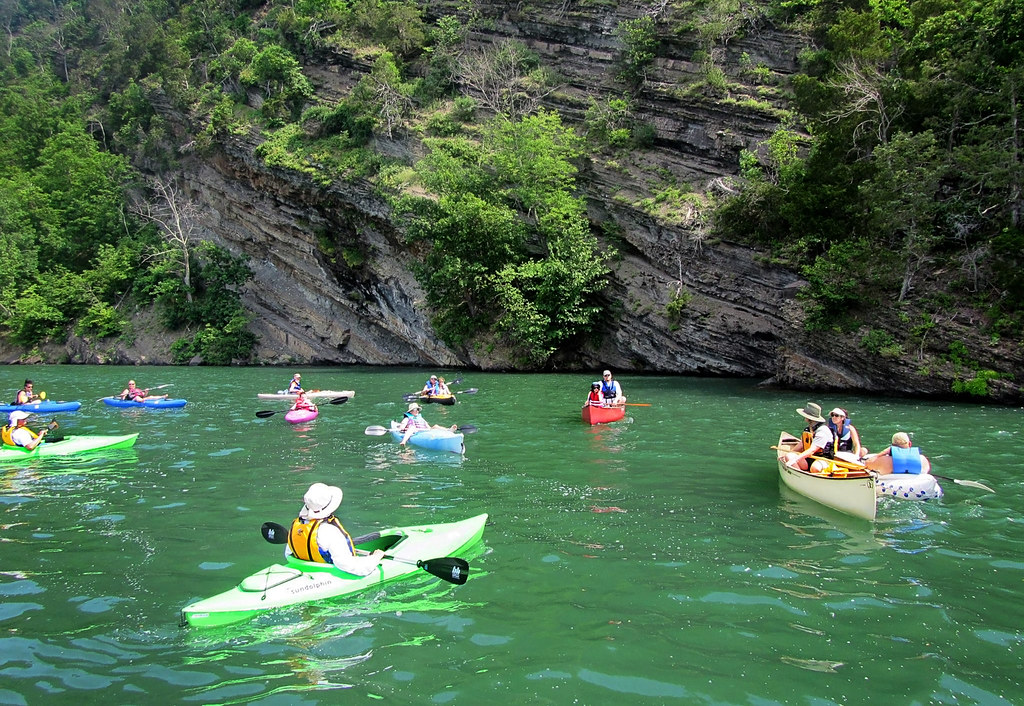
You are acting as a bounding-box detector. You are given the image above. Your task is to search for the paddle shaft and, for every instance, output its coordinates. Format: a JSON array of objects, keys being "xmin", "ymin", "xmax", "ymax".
[
  {"xmin": 260, "ymin": 522, "xmax": 468, "ymax": 584},
  {"xmin": 256, "ymin": 396, "xmax": 348, "ymax": 417}
]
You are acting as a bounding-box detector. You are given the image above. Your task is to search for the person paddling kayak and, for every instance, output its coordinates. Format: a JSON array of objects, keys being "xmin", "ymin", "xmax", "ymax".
[
  {"xmin": 120, "ymin": 380, "xmax": 168, "ymax": 402},
  {"xmin": 396, "ymin": 403, "xmax": 457, "ymax": 446},
  {"xmin": 2, "ymin": 411, "xmax": 50, "ymax": 450},
  {"xmin": 12, "ymin": 380, "xmax": 41, "ymax": 406},
  {"xmin": 289, "ymin": 391, "xmax": 317, "ymax": 413},
  {"xmin": 285, "ymin": 483, "xmax": 384, "ymax": 576}
]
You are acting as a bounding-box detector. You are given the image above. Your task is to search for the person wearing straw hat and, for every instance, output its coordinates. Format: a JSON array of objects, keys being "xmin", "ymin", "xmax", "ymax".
[
  {"xmin": 784, "ymin": 402, "xmax": 835, "ymax": 472},
  {"xmin": 396, "ymin": 402, "xmax": 456, "ymax": 446},
  {"xmin": 287, "ymin": 373, "xmax": 304, "ymax": 394},
  {"xmin": 285, "ymin": 482, "xmax": 384, "ymax": 576},
  {"xmin": 2, "ymin": 411, "xmax": 50, "ymax": 450}
]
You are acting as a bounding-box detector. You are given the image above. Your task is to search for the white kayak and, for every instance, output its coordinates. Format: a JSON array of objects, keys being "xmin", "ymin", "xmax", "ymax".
[{"xmin": 256, "ymin": 390, "xmax": 355, "ymax": 400}]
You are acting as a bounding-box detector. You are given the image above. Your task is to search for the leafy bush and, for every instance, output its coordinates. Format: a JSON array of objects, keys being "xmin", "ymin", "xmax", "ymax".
[{"xmin": 75, "ymin": 301, "xmax": 126, "ymax": 338}]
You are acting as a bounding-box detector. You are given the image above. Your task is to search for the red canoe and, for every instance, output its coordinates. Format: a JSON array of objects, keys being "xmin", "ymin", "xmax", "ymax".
[{"xmin": 582, "ymin": 404, "xmax": 625, "ymax": 425}]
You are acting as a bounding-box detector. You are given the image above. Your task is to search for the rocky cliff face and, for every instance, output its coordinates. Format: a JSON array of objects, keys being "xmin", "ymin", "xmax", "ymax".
[{"xmin": 18, "ymin": 2, "xmax": 1018, "ymax": 403}]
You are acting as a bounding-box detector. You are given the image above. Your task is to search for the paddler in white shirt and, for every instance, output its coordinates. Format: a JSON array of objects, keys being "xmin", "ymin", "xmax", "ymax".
[{"xmin": 286, "ymin": 483, "xmax": 384, "ymax": 576}]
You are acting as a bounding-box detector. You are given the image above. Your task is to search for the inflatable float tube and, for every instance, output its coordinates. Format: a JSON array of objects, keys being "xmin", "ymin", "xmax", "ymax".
[{"xmin": 877, "ymin": 473, "xmax": 943, "ymax": 500}]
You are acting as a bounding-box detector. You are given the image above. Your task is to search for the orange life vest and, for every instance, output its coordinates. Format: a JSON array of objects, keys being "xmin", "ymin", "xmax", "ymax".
[
  {"xmin": 2, "ymin": 424, "xmax": 37, "ymax": 447},
  {"xmin": 287, "ymin": 516, "xmax": 353, "ymax": 563}
]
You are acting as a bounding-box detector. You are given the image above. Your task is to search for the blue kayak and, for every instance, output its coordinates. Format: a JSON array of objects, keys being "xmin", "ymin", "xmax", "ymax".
[
  {"xmin": 0, "ymin": 400, "xmax": 82, "ymax": 414},
  {"xmin": 101, "ymin": 397, "xmax": 187, "ymax": 409},
  {"xmin": 389, "ymin": 421, "xmax": 465, "ymax": 454}
]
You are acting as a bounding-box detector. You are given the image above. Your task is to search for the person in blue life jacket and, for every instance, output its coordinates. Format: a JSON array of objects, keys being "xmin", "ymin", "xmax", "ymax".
[
  {"xmin": 12, "ymin": 380, "xmax": 40, "ymax": 406},
  {"xmin": 825, "ymin": 408, "xmax": 867, "ymax": 459},
  {"xmin": 863, "ymin": 432, "xmax": 932, "ymax": 475},
  {"xmin": 286, "ymin": 483, "xmax": 384, "ymax": 575},
  {"xmin": 599, "ymin": 370, "xmax": 626, "ymax": 406},
  {"xmin": 420, "ymin": 375, "xmax": 442, "ymax": 396},
  {"xmin": 287, "ymin": 374, "xmax": 303, "ymax": 393},
  {"xmin": 2, "ymin": 411, "xmax": 49, "ymax": 450},
  {"xmin": 397, "ymin": 402, "xmax": 456, "ymax": 445}
]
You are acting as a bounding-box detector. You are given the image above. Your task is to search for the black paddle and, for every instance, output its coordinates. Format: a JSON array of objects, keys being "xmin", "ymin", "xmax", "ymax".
[
  {"xmin": 454, "ymin": 388, "xmax": 477, "ymax": 395},
  {"xmin": 259, "ymin": 522, "xmax": 469, "ymax": 585},
  {"xmin": 256, "ymin": 396, "xmax": 349, "ymax": 418},
  {"xmin": 364, "ymin": 424, "xmax": 478, "ymax": 436}
]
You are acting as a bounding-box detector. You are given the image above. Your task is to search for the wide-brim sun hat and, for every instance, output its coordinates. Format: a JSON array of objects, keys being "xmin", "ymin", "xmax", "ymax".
[
  {"xmin": 301, "ymin": 482, "xmax": 343, "ymax": 520},
  {"xmin": 796, "ymin": 402, "xmax": 826, "ymax": 423},
  {"xmin": 407, "ymin": 402, "xmax": 422, "ymax": 412},
  {"xmin": 8, "ymin": 410, "xmax": 32, "ymax": 424}
]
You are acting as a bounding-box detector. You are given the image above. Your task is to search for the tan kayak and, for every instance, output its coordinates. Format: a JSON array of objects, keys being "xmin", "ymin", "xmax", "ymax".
[{"xmin": 256, "ymin": 390, "xmax": 355, "ymax": 400}]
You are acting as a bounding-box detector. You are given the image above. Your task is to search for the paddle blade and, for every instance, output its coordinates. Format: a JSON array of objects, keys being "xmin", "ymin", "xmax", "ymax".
[
  {"xmin": 261, "ymin": 521, "xmax": 289, "ymax": 544},
  {"xmin": 255, "ymin": 410, "xmax": 279, "ymax": 418},
  {"xmin": 416, "ymin": 557, "xmax": 469, "ymax": 585},
  {"xmin": 364, "ymin": 425, "xmax": 389, "ymax": 436},
  {"xmin": 39, "ymin": 391, "xmax": 46, "ymax": 400},
  {"xmin": 457, "ymin": 424, "xmax": 478, "ymax": 434},
  {"xmin": 952, "ymin": 478, "xmax": 995, "ymax": 492},
  {"xmin": 328, "ymin": 396, "xmax": 350, "ymax": 405},
  {"xmin": 456, "ymin": 388, "xmax": 478, "ymax": 395},
  {"xmin": 402, "ymin": 394, "xmax": 420, "ymax": 402}
]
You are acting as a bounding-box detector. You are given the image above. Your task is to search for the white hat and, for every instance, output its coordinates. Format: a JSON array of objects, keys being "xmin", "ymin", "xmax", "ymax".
[
  {"xmin": 407, "ymin": 402, "xmax": 422, "ymax": 412},
  {"xmin": 430, "ymin": 375, "xmax": 438, "ymax": 380},
  {"xmin": 300, "ymin": 483, "xmax": 343, "ymax": 520},
  {"xmin": 829, "ymin": 408, "xmax": 847, "ymax": 418},
  {"xmin": 602, "ymin": 370, "xmax": 612, "ymax": 376},
  {"xmin": 8, "ymin": 410, "xmax": 31, "ymax": 424}
]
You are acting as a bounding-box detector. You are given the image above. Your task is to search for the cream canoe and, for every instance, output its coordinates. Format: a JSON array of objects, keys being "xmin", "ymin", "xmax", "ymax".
[{"xmin": 775, "ymin": 431, "xmax": 877, "ymax": 521}]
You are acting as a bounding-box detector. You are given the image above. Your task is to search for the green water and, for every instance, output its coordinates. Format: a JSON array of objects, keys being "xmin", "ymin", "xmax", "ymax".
[{"xmin": 1, "ymin": 365, "xmax": 1021, "ymax": 705}]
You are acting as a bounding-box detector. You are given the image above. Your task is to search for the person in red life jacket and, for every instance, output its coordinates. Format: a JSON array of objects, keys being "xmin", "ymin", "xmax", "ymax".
[
  {"xmin": 285, "ymin": 483, "xmax": 384, "ymax": 575},
  {"xmin": 289, "ymin": 390, "xmax": 317, "ymax": 413},
  {"xmin": 12, "ymin": 380, "xmax": 40, "ymax": 406},
  {"xmin": 585, "ymin": 382, "xmax": 604, "ymax": 407},
  {"xmin": 2, "ymin": 411, "xmax": 49, "ymax": 450},
  {"xmin": 783, "ymin": 402, "xmax": 835, "ymax": 472},
  {"xmin": 119, "ymin": 380, "xmax": 168, "ymax": 402},
  {"xmin": 863, "ymin": 432, "xmax": 932, "ymax": 475}
]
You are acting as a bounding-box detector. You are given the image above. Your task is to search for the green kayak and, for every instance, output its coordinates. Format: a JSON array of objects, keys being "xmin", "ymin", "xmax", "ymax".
[
  {"xmin": 0, "ymin": 433, "xmax": 139, "ymax": 462},
  {"xmin": 181, "ymin": 513, "xmax": 488, "ymax": 628}
]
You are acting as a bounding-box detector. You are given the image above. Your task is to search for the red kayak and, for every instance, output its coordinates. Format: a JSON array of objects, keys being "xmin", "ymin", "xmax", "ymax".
[{"xmin": 582, "ymin": 404, "xmax": 625, "ymax": 425}]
